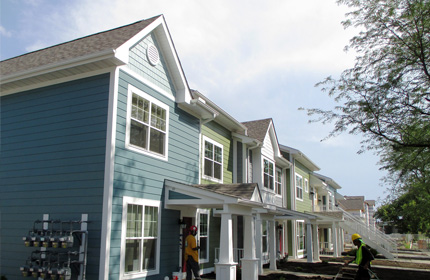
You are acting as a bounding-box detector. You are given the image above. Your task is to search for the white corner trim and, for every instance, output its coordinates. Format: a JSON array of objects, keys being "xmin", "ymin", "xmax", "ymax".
[{"xmin": 99, "ymin": 67, "xmax": 119, "ymax": 279}]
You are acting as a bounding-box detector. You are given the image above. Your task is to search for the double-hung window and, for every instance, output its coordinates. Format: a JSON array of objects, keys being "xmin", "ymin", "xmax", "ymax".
[
  {"xmin": 297, "ymin": 221, "xmax": 305, "ymax": 251},
  {"xmin": 295, "ymin": 174, "xmax": 303, "ymax": 200},
  {"xmin": 203, "ymin": 137, "xmax": 223, "ymax": 182},
  {"xmin": 198, "ymin": 209, "xmax": 210, "ymax": 262},
  {"xmin": 127, "ymin": 86, "xmax": 169, "ymax": 159},
  {"xmin": 275, "ymin": 168, "xmax": 282, "ymax": 195},
  {"xmin": 121, "ymin": 197, "xmax": 160, "ymax": 278},
  {"xmin": 263, "ymin": 159, "xmax": 274, "ymax": 191}
]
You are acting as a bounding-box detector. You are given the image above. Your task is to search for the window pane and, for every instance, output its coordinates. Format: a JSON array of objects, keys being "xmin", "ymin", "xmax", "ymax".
[
  {"xmin": 262, "ymin": 236, "xmax": 268, "ymax": 253},
  {"xmin": 150, "ymin": 104, "xmax": 166, "ymax": 131},
  {"xmin": 127, "ymin": 204, "xmax": 142, "ymax": 237},
  {"xmin": 204, "ymin": 159, "xmax": 213, "ymax": 177},
  {"xmin": 269, "ymin": 176, "xmax": 274, "ymax": 190},
  {"xmin": 125, "ymin": 240, "xmax": 141, "ymax": 273},
  {"xmin": 130, "ymin": 120, "xmax": 148, "ymax": 149},
  {"xmin": 144, "ymin": 206, "xmax": 158, "ymax": 237},
  {"xmin": 214, "ymin": 163, "xmax": 222, "ymax": 179},
  {"xmin": 200, "ymin": 215, "xmax": 208, "ymax": 235},
  {"xmin": 132, "ymin": 94, "xmax": 149, "ymax": 124},
  {"xmin": 142, "ymin": 239, "xmax": 156, "ymax": 270},
  {"xmin": 149, "ymin": 128, "xmax": 165, "ymax": 155},
  {"xmin": 199, "ymin": 236, "xmax": 207, "ymax": 259},
  {"xmin": 264, "ymin": 174, "xmax": 269, "ymax": 188},
  {"xmin": 214, "ymin": 146, "xmax": 222, "ymax": 163},
  {"xmin": 205, "ymin": 142, "xmax": 213, "ymax": 159}
]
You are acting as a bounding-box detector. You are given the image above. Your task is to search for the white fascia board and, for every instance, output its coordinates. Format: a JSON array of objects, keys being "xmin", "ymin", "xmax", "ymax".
[
  {"xmin": 312, "ymin": 173, "xmax": 342, "ymax": 189},
  {"xmin": 164, "ymin": 180, "xmax": 239, "ymax": 205},
  {"xmin": 275, "ymin": 155, "xmax": 292, "ymax": 168},
  {"xmin": 1, "ymin": 49, "xmax": 120, "ymax": 85},
  {"xmin": 192, "ymin": 90, "xmax": 248, "ymax": 133},
  {"xmin": 232, "ymin": 132, "xmax": 261, "ymax": 146}
]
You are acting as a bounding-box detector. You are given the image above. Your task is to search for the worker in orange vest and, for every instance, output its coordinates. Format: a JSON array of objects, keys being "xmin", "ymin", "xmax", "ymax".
[{"xmin": 185, "ymin": 225, "xmax": 201, "ymax": 280}]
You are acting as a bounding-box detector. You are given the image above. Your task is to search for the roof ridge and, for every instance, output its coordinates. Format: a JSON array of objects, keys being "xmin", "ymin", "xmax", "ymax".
[{"xmin": 1, "ymin": 15, "xmax": 162, "ymax": 63}]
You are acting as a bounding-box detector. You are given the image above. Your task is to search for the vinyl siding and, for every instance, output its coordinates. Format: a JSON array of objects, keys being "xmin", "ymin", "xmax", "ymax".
[
  {"xmin": 294, "ymin": 161, "xmax": 312, "ymax": 213},
  {"xmin": 0, "ymin": 74, "xmax": 110, "ymax": 279},
  {"xmin": 108, "ymin": 70, "xmax": 200, "ymax": 279},
  {"xmin": 128, "ymin": 33, "xmax": 176, "ymax": 97},
  {"xmin": 201, "ymin": 122, "xmax": 233, "ymax": 184}
]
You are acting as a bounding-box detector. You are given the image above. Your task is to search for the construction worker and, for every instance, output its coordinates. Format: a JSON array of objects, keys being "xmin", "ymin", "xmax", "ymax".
[
  {"xmin": 344, "ymin": 233, "xmax": 375, "ymax": 280},
  {"xmin": 185, "ymin": 225, "xmax": 201, "ymax": 280}
]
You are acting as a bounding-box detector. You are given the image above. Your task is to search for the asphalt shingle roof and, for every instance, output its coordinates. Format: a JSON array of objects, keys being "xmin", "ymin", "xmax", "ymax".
[
  {"xmin": 0, "ymin": 16, "xmax": 160, "ymax": 76},
  {"xmin": 338, "ymin": 196, "xmax": 365, "ymax": 210},
  {"xmin": 242, "ymin": 118, "xmax": 272, "ymax": 142}
]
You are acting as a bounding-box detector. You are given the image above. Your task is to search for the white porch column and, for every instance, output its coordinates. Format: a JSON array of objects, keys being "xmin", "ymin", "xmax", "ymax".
[
  {"xmin": 269, "ymin": 220, "xmax": 277, "ymax": 270},
  {"xmin": 306, "ymin": 221, "xmax": 313, "ymax": 262},
  {"xmin": 216, "ymin": 212, "xmax": 236, "ymax": 280},
  {"xmin": 312, "ymin": 224, "xmax": 320, "ymax": 262},
  {"xmin": 337, "ymin": 225, "xmax": 343, "ymax": 256},
  {"xmin": 332, "ymin": 222, "xmax": 338, "ymax": 257},
  {"xmin": 340, "ymin": 228, "xmax": 345, "ymax": 253},
  {"xmin": 255, "ymin": 214, "xmax": 263, "ymax": 275},
  {"xmin": 241, "ymin": 215, "xmax": 258, "ymax": 280}
]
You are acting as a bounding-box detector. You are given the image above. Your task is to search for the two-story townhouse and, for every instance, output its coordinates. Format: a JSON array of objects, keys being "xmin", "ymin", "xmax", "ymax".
[
  {"xmin": 278, "ymin": 145, "xmax": 320, "ymax": 260},
  {"xmin": 0, "ymin": 15, "xmax": 227, "ymax": 280},
  {"xmin": 309, "ymin": 173, "xmax": 345, "ymax": 258}
]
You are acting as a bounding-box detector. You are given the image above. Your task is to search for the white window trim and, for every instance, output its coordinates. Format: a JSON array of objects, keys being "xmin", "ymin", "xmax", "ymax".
[
  {"xmin": 263, "ymin": 158, "xmax": 275, "ymax": 192},
  {"xmin": 125, "ymin": 85, "xmax": 170, "ymax": 161},
  {"xmin": 120, "ymin": 196, "xmax": 161, "ymax": 279},
  {"xmin": 275, "ymin": 168, "xmax": 282, "ymax": 197},
  {"xmin": 295, "ymin": 173, "xmax": 303, "ymax": 201},
  {"xmin": 202, "ymin": 136, "xmax": 223, "ymax": 183},
  {"xmin": 197, "ymin": 209, "xmax": 210, "ymax": 263}
]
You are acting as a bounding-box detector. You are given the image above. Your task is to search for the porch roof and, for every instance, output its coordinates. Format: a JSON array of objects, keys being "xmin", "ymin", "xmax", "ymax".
[{"xmin": 164, "ymin": 179, "xmax": 263, "ymax": 209}]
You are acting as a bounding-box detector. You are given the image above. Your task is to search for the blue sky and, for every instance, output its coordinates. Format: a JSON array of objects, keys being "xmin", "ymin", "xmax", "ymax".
[{"xmin": 0, "ymin": 0, "xmax": 389, "ymax": 204}]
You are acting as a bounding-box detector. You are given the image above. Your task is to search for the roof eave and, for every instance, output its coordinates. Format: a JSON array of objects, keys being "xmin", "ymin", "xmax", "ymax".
[{"xmin": 0, "ymin": 49, "xmax": 123, "ymax": 96}]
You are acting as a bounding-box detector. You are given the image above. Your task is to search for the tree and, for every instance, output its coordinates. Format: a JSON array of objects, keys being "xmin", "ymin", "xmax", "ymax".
[
  {"xmin": 306, "ymin": 0, "xmax": 430, "ymax": 183},
  {"xmin": 305, "ymin": 0, "xmax": 430, "ymax": 233}
]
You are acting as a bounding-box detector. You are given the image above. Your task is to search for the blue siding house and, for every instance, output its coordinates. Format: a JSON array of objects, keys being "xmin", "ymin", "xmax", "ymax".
[{"xmin": 0, "ymin": 15, "xmax": 216, "ymax": 280}]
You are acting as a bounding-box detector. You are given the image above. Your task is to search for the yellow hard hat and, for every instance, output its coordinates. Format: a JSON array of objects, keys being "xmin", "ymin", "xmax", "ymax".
[{"xmin": 351, "ymin": 233, "xmax": 361, "ymax": 241}]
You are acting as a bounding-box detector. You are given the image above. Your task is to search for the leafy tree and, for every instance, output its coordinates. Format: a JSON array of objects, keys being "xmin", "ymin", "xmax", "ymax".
[
  {"xmin": 305, "ymin": 0, "xmax": 430, "ymax": 183},
  {"xmin": 305, "ymin": 0, "xmax": 430, "ymax": 233}
]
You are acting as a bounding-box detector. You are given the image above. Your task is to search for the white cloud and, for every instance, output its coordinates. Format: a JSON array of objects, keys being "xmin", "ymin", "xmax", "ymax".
[{"xmin": 0, "ymin": 25, "xmax": 12, "ymax": 37}]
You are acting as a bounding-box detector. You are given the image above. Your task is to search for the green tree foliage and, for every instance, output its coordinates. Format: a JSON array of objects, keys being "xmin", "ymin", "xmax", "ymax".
[{"xmin": 305, "ymin": 0, "xmax": 430, "ymax": 234}]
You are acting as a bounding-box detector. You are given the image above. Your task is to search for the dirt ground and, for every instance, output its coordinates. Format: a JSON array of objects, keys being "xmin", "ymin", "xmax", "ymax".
[{"xmin": 201, "ymin": 254, "xmax": 430, "ymax": 280}]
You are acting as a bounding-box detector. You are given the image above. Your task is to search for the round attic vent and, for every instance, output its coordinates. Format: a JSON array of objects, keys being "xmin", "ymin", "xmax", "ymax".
[{"xmin": 147, "ymin": 43, "xmax": 160, "ymax": 66}]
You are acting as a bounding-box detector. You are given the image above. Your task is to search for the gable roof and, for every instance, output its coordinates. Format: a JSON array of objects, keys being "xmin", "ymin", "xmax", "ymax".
[
  {"xmin": 0, "ymin": 16, "xmax": 160, "ymax": 77},
  {"xmin": 242, "ymin": 118, "xmax": 272, "ymax": 142},
  {"xmin": 338, "ymin": 196, "xmax": 365, "ymax": 211}
]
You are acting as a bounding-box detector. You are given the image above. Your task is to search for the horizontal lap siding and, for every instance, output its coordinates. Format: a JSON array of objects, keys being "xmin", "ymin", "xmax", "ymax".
[
  {"xmin": 0, "ymin": 74, "xmax": 110, "ymax": 280},
  {"xmin": 108, "ymin": 71, "xmax": 200, "ymax": 279},
  {"xmin": 294, "ymin": 161, "xmax": 312, "ymax": 213}
]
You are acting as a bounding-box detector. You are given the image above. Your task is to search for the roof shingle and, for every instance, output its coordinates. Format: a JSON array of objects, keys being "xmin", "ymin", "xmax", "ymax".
[{"xmin": 0, "ymin": 16, "xmax": 160, "ymax": 76}]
